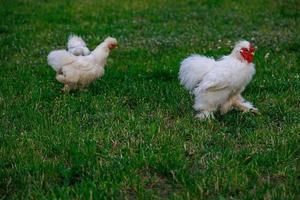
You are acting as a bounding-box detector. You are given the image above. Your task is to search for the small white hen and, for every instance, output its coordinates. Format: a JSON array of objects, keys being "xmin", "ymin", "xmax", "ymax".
[
  {"xmin": 179, "ymin": 40, "xmax": 259, "ymax": 120},
  {"xmin": 48, "ymin": 37, "xmax": 117, "ymax": 92}
]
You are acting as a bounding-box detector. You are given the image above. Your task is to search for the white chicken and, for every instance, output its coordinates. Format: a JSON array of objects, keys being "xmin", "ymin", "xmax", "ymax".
[
  {"xmin": 179, "ymin": 40, "xmax": 259, "ymax": 120},
  {"xmin": 48, "ymin": 37, "xmax": 117, "ymax": 92},
  {"xmin": 67, "ymin": 35, "xmax": 90, "ymax": 56}
]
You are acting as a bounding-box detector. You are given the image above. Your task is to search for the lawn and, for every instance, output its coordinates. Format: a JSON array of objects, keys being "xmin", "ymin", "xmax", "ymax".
[{"xmin": 0, "ymin": 0, "xmax": 299, "ymax": 199}]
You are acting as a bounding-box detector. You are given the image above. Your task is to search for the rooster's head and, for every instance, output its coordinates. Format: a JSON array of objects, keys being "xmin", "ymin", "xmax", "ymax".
[
  {"xmin": 104, "ymin": 37, "xmax": 118, "ymax": 50},
  {"xmin": 232, "ymin": 40, "xmax": 255, "ymax": 63}
]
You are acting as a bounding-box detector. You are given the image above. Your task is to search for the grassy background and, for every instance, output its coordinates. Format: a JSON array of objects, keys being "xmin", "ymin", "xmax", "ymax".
[{"xmin": 0, "ymin": 0, "xmax": 299, "ymax": 199}]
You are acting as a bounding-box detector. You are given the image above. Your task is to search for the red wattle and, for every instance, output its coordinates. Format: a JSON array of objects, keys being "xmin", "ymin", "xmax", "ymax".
[
  {"xmin": 240, "ymin": 47, "xmax": 254, "ymax": 63},
  {"xmin": 241, "ymin": 51, "xmax": 253, "ymax": 63}
]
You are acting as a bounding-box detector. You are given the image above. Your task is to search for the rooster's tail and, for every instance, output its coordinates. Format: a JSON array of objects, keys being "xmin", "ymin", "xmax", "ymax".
[
  {"xmin": 179, "ymin": 55, "xmax": 215, "ymax": 91},
  {"xmin": 47, "ymin": 50, "xmax": 75, "ymax": 72},
  {"xmin": 67, "ymin": 35, "xmax": 90, "ymax": 56}
]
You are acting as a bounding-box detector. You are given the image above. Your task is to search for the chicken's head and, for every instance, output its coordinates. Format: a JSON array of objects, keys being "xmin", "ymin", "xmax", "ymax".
[
  {"xmin": 104, "ymin": 37, "xmax": 118, "ymax": 50},
  {"xmin": 232, "ymin": 40, "xmax": 255, "ymax": 63}
]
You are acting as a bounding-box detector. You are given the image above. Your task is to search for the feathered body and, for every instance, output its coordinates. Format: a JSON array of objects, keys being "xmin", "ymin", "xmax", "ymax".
[
  {"xmin": 67, "ymin": 35, "xmax": 90, "ymax": 56},
  {"xmin": 48, "ymin": 37, "xmax": 117, "ymax": 92},
  {"xmin": 179, "ymin": 40, "xmax": 259, "ymax": 119}
]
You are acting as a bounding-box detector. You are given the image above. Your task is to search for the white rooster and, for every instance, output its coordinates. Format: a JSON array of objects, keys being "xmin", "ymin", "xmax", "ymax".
[
  {"xmin": 179, "ymin": 40, "xmax": 259, "ymax": 120},
  {"xmin": 67, "ymin": 35, "xmax": 90, "ymax": 56},
  {"xmin": 48, "ymin": 37, "xmax": 117, "ymax": 92}
]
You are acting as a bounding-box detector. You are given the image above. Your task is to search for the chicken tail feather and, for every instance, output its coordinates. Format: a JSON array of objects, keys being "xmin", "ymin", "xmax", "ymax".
[
  {"xmin": 179, "ymin": 55, "xmax": 215, "ymax": 91},
  {"xmin": 47, "ymin": 50, "xmax": 75, "ymax": 72}
]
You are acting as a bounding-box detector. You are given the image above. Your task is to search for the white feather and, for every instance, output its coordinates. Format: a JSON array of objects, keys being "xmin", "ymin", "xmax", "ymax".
[
  {"xmin": 179, "ymin": 55, "xmax": 215, "ymax": 91},
  {"xmin": 67, "ymin": 35, "xmax": 90, "ymax": 56},
  {"xmin": 47, "ymin": 50, "xmax": 76, "ymax": 72}
]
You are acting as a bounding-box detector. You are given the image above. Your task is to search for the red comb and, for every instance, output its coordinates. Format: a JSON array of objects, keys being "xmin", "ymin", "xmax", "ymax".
[{"xmin": 249, "ymin": 43, "xmax": 255, "ymax": 52}]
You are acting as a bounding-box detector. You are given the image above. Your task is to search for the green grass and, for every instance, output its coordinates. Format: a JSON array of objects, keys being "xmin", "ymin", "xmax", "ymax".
[{"xmin": 0, "ymin": 0, "xmax": 299, "ymax": 199}]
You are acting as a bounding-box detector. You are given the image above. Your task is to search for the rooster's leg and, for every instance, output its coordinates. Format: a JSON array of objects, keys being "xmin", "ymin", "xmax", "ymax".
[
  {"xmin": 78, "ymin": 83, "xmax": 88, "ymax": 92},
  {"xmin": 193, "ymin": 95, "xmax": 216, "ymax": 120},
  {"xmin": 232, "ymin": 95, "xmax": 259, "ymax": 114},
  {"xmin": 195, "ymin": 111, "xmax": 214, "ymax": 120},
  {"xmin": 61, "ymin": 84, "xmax": 71, "ymax": 93},
  {"xmin": 62, "ymin": 83, "xmax": 79, "ymax": 92},
  {"xmin": 56, "ymin": 74, "xmax": 70, "ymax": 93},
  {"xmin": 220, "ymin": 100, "xmax": 234, "ymax": 115}
]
